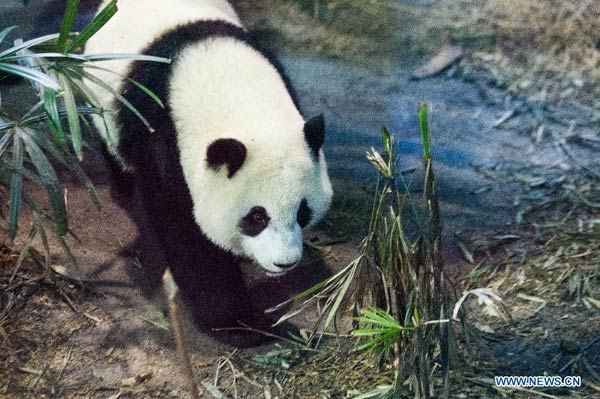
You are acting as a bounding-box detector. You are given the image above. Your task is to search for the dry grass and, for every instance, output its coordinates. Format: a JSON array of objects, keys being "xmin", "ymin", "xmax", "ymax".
[
  {"xmin": 223, "ymin": 185, "xmax": 599, "ymax": 398},
  {"xmin": 230, "ymin": 342, "xmax": 393, "ymax": 398},
  {"xmin": 454, "ymin": 174, "xmax": 600, "ymax": 398},
  {"xmin": 434, "ymin": 0, "xmax": 600, "ymax": 124},
  {"xmin": 0, "ymin": 247, "xmax": 87, "ymax": 396},
  {"xmin": 239, "ymin": 0, "xmax": 600, "ymax": 125}
]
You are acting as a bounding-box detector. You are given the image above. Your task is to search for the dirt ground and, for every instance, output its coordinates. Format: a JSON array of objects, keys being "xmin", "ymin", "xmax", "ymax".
[
  {"xmin": 0, "ymin": 154, "xmax": 358, "ymax": 398},
  {"xmin": 1, "ymin": 0, "xmax": 599, "ymax": 398}
]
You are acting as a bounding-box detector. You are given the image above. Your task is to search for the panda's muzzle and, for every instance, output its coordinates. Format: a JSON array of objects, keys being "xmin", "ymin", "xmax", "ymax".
[{"xmin": 273, "ymin": 260, "xmax": 300, "ymax": 270}]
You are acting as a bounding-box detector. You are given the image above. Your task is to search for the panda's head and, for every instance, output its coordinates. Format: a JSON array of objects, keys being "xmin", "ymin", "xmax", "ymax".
[{"xmin": 193, "ymin": 114, "xmax": 333, "ymax": 276}]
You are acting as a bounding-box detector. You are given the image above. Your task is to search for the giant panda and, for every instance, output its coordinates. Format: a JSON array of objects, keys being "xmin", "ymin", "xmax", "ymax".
[{"xmin": 82, "ymin": 0, "xmax": 333, "ymax": 343}]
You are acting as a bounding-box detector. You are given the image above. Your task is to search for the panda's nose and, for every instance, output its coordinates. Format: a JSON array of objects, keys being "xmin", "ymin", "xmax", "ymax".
[{"xmin": 274, "ymin": 260, "xmax": 300, "ymax": 269}]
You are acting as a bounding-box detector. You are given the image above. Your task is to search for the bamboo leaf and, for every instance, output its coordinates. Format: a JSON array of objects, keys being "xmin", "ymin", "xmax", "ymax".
[
  {"xmin": 3, "ymin": 158, "xmax": 44, "ymax": 185},
  {"xmin": 355, "ymin": 335, "xmax": 389, "ymax": 352},
  {"xmin": 0, "ymin": 174, "xmax": 43, "ymax": 216},
  {"xmin": 83, "ymin": 53, "xmax": 170, "ymax": 63},
  {"xmin": 1, "ymin": 52, "xmax": 87, "ymax": 62},
  {"xmin": 19, "ymin": 129, "xmax": 68, "ymax": 235},
  {"xmin": 354, "ymin": 308, "xmax": 407, "ymax": 330},
  {"xmin": 59, "ymin": 70, "xmax": 100, "ymax": 107},
  {"xmin": 22, "ymin": 99, "xmax": 45, "ymax": 121},
  {"xmin": 28, "ymin": 128, "xmax": 100, "ymax": 208},
  {"xmin": 58, "ymin": 73, "xmax": 83, "ymax": 159},
  {"xmin": 43, "ymin": 88, "xmax": 68, "ymax": 150},
  {"xmin": 418, "ymin": 102, "xmax": 431, "ymax": 160},
  {"xmin": 57, "ymin": 0, "xmax": 81, "ymax": 52},
  {"xmin": 0, "ymin": 129, "xmax": 14, "ymax": 158},
  {"xmin": 80, "ymin": 68, "xmax": 154, "ymax": 131},
  {"xmin": 321, "ymin": 263, "xmax": 357, "ymax": 336},
  {"xmin": 0, "ymin": 26, "xmax": 17, "ymax": 44},
  {"xmin": 66, "ymin": 0, "xmax": 118, "ymax": 53},
  {"xmin": 83, "ymin": 63, "xmax": 166, "ymax": 107},
  {"xmin": 20, "ymin": 106, "xmax": 99, "ymax": 127},
  {"xmin": 0, "ymin": 63, "xmax": 61, "ymax": 90},
  {"xmin": 0, "ymin": 33, "xmax": 60, "ymax": 58},
  {"xmin": 381, "ymin": 126, "xmax": 391, "ymax": 156},
  {"xmin": 8, "ymin": 134, "xmax": 23, "ymax": 239},
  {"xmin": 0, "ymin": 122, "xmax": 11, "ymax": 132},
  {"xmin": 123, "ymin": 76, "xmax": 165, "ymax": 108},
  {"xmin": 352, "ymin": 329, "xmax": 388, "ymax": 336}
]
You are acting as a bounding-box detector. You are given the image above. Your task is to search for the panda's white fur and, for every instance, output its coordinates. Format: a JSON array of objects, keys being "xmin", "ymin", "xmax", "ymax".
[
  {"xmin": 170, "ymin": 38, "xmax": 332, "ymax": 274},
  {"xmin": 85, "ymin": 0, "xmax": 241, "ymax": 161},
  {"xmin": 85, "ymin": 0, "xmax": 333, "ymax": 276}
]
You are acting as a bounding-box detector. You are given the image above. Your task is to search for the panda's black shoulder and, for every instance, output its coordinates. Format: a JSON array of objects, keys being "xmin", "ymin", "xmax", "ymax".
[
  {"xmin": 116, "ymin": 20, "xmax": 300, "ymax": 165},
  {"xmin": 139, "ymin": 21, "xmax": 300, "ymax": 108}
]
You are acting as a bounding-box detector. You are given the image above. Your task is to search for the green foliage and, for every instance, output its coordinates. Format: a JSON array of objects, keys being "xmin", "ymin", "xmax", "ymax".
[
  {"xmin": 56, "ymin": 0, "xmax": 80, "ymax": 52},
  {"xmin": 277, "ymin": 105, "xmax": 454, "ymax": 398},
  {"xmin": 352, "ymin": 307, "xmax": 413, "ymax": 359},
  {"xmin": 270, "ymin": 255, "xmax": 363, "ymax": 345},
  {"xmin": 0, "ymin": 0, "xmax": 168, "ymax": 258},
  {"xmin": 418, "ymin": 102, "xmax": 431, "ymax": 161},
  {"xmin": 65, "ymin": 0, "xmax": 117, "ymax": 53}
]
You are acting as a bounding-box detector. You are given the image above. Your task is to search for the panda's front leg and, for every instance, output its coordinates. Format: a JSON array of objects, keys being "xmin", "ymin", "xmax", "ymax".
[
  {"xmin": 168, "ymin": 248, "xmax": 286, "ymax": 347},
  {"xmin": 135, "ymin": 146, "xmax": 277, "ymax": 345}
]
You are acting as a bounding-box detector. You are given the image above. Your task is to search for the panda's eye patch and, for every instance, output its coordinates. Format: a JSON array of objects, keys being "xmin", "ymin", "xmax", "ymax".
[
  {"xmin": 297, "ymin": 198, "xmax": 312, "ymax": 228},
  {"xmin": 240, "ymin": 206, "xmax": 270, "ymax": 236}
]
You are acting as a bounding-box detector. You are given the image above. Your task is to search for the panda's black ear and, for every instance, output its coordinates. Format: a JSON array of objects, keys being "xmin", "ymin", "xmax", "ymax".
[
  {"xmin": 304, "ymin": 114, "xmax": 325, "ymax": 157},
  {"xmin": 206, "ymin": 138, "xmax": 247, "ymax": 178}
]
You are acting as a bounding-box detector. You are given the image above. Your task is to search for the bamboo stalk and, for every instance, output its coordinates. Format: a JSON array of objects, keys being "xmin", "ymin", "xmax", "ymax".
[{"xmin": 163, "ymin": 269, "xmax": 200, "ymax": 399}]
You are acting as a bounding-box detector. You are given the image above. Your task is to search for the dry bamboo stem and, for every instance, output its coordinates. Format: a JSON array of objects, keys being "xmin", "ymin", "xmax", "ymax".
[{"xmin": 163, "ymin": 269, "xmax": 200, "ymax": 399}]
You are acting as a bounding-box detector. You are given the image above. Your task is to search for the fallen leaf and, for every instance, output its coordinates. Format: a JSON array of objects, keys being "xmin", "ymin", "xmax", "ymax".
[
  {"xmin": 516, "ymin": 293, "xmax": 547, "ymax": 304},
  {"xmin": 412, "ymin": 46, "xmax": 464, "ymax": 79},
  {"xmin": 583, "ymin": 297, "xmax": 600, "ymax": 311},
  {"xmin": 473, "ymin": 322, "xmax": 495, "ymax": 334},
  {"xmin": 457, "ymin": 241, "xmax": 474, "ymax": 264}
]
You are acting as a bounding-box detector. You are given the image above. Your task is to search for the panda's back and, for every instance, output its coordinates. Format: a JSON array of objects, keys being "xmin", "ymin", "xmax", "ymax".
[
  {"xmin": 84, "ymin": 0, "xmax": 242, "ymax": 160},
  {"xmin": 86, "ymin": 0, "xmax": 240, "ymax": 58}
]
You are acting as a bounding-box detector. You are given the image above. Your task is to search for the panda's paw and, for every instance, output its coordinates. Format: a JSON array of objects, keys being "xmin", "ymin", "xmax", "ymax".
[{"xmin": 212, "ymin": 320, "xmax": 298, "ymax": 348}]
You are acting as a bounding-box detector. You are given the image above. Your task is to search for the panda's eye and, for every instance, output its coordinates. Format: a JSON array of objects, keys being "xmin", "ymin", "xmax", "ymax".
[
  {"xmin": 297, "ymin": 198, "xmax": 312, "ymax": 228},
  {"xmin": 240, "ymin": 206, "xmax": 270, "ymax": 236}
]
